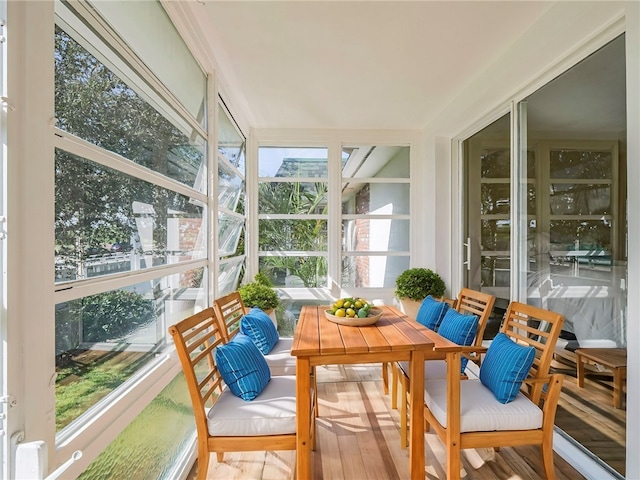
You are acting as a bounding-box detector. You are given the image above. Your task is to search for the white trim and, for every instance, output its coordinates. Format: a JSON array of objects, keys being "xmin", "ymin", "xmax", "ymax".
[{"xmin": 54, "ymin": 129, "xmax": 207, "ymax": 202}]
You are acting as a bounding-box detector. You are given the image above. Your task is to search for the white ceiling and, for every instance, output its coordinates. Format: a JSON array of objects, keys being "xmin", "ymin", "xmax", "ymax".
[{"xmin": 187, "ymin": 1, "xmax": 557, "ymax": 130}]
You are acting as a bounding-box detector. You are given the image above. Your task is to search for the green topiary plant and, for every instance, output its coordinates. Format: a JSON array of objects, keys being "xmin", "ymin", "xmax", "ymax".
[
  {"xmin": 394, "ymin": 267, "xmax": 446, "ymax": 301},
  {"xmin": 238, "ymin": 273, "xmax": 280, "ymax": 310}
]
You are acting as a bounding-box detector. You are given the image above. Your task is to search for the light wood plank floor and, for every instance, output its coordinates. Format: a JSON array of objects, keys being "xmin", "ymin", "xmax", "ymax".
[{"xmin": 200, "ymin": 364, "xmax": 585, "ymax": 480}]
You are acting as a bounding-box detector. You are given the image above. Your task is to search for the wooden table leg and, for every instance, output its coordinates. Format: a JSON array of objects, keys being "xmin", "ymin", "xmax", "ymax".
[
  {"xmin": 613, "ymin": 366, "xmax": 625, "ymax": 409},
  {"xmin": 408, "ymin": 350, "xmax": 425, "ymax": 480},
  {"xmin": 576, "ymin": 352, "xmax": 585, "ymax": 388},
  {"xmin": 296, "ymin": 357, "xmax": 312, "ymax": 479}
]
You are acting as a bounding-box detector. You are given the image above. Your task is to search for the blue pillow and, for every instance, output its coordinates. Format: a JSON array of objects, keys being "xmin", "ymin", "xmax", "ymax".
[
  {"xmin": 215, "ymin": 334, "xmax": 271, "ymax": 401},
  {"xmin": 437, "ymin": 309, "xmax": 479, "ymax": 372},
  {"xmin": 240, "ymin": 307, "xmax": 279, "ymax": 355},
  {"xmin": 415, "ymin": 296, "xmax": 450, "ymax": 330},
  {"xmin": 479, "ymin": 332, "xmax": 536, "ymax": 404}
]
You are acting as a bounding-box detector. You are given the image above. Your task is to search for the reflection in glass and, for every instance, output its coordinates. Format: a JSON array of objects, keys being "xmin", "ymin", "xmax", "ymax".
[
  {"xmin": 550, "ymin": 149, "xmax": 612, "ymax": 179},
  {"xmin": 78, "ymin": 374, "xmax": 195, "ymax": 480},
  {"xmin": 259, "ymin": 255, "xmax": 327, "ymax": 288},
  {"xmin": 258, "ymin": 147, "xmax": 328, "ymax": 178},
  {"xmin": 549, "ymin": 184, "xmax": 611, "ymax": 215},
  {"xmin": 549, "ymin": 219, "xmax": 611, "ymax": 251},
  {"xmin": 341, "ymin": 146, "xmax": 409, "ymax": 178},
  {"xmin": 218, "ymin": 163, "xmax": 244, "ymax": 212},
  {"xmin": 55, "ymin": 150, "xmax": 205, "ymax": 283},
  {"xmin": 55, "ymin": 27, "xmax": 206, "ymax": 191},
  {"xmin": 342, "ymin": 255, "xmax": 409, "ymax": 288},
  {"xmin": 258, "ymin": 182, "xmax": 328, "ymax": 215},
  {"xmin": 258, "ymin": 219, "xmax": 327, "ymax": 251},
  {"xmin": 481, "ymin": 183, "xmax": 536, "ymax": 215},
  {"xmin": 218, "ymin": 213, "xmax": 244, "ymax": 257},
  {"xmin": 342, "ymin": 183, "xmax": 409, "ymax": 215},
  {"xmin": 218, "ymin": 259, "xmax": 244, "ymax": 296},
  {"xmin": 342, "ymin": 219, "xmax": 409, "ymax": 252},
  {"xmin": 218, "ymin": 107, "xmax": 246, "ymax": 175},
  {"xmin": 55, "ymin": 267, "xmax": 206, "ymax": 430}
]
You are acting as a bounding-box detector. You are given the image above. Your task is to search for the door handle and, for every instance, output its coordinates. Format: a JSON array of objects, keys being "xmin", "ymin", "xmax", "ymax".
[{"xmin": 463, "ymin": 237, "xmax": 471, "ymax": 271}]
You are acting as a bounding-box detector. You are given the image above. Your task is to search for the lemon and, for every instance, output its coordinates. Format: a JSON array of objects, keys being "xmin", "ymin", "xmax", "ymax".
[
  {"xmin": 335, "ymin": 308, "xmax": 346, "ymax": 317},
  {"xmin": 346, "ymin": 308, "xmax": 356, "ymax": 317},
  {"xmin": 343, "ymin": 301, "xmax": 351, "ymax": 308},
  {"xmin": 334, "ymin": 299, "xmax": 344, "ymax": 308},
  {"xmin": 354, "ymin": 300, "xmax": 363, "ymax": 309}
]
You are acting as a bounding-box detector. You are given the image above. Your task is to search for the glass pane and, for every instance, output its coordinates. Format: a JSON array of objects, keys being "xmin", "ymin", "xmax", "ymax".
[
  {"xmin": 259, "ymin": 256, "xmax": 327, "ymax": 288},
  {"xmin": 258, "ymin": 147, "xmax": 328, "ymax": 178},
  {"xmin": 341, "ymin": 146, "xmax": 410, "ymax": 178},
  {"xmin": 55, "ymin": 27, "xmax": 206, "ymax": 191},
  {"xmin": 78, "ymin": 373, "xmax": 195, "ymax": 480},
  {"xmin": 342, "ymin": 183, "xmax": 409, "ymax": 215},
  {"xmin": 481, "ymin": 148, "xmax": 510, "ymax": 178},
  {"xmin": 218, "ymin": 213, "xmax": 244, "ymax": 257},
  {"xmin": 218, "ymin": 163, "xmax": 244, "ymax": 211},
  {"xmin": 342, "ymin": 219, "xmax": 409, "ymax": 252},
  {"xmin": 90, "ymin": 1, "xmax": 206, "ymax": 127},
  {"xmin": 481, "ymin": 256, "xmax": 511, "ymax": 287},
  {"xmin": 55, "ymin": 150, "xmax": 205, "ymax": 283},
  {"xmin": 481, "ymin": 183, "xmax": 535, "ymax": 215},
  {"xmin": 258, "ymin": 182, "xmax": 328, "ymax": 215},
  {"xmin": 549, "ymin": 184, "xmax": 611, "ymax": 215},
  {"xmin": 218, "ymin": 260, "xmax": 243, "ymax": 296},
  {"xmin": 550, "ymin": 149, "xmax": 612, "ymax": 179},
  {"xmin": 258, "ymin": 219, "xmax": 327, "ymax": 251},
  {"xmin": 481, "ymin": 219, "xmax": 510, "ymax": 251},
  {"xmin": 218, "ymin": 107, "xmax": 245, "ymax": 174},
  {"xmin": 55, "ymin": 267, "xmax": 206, "ymax": 430},
  {"xmin": 549, "ymin": 219, "xmax": 612, "ymax": 252},
  {"xmin": 342, "ymin": 255, "xmax": 409, "ymax": 288}
]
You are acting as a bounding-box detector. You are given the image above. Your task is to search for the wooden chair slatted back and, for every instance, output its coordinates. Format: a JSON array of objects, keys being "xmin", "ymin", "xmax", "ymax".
[
  {"xmin": 501, "ymin": 301, "xmax": 565, "ymax": 404},
  {"xmin": 455, "ymin": 288, "xmax": 496, "ymax": 348},
  {"xmin": 168, "ymin": 307, "xmax": 226, "ymax": 437},
  {"xmin": 213, "ymin": 291, "xmax": 247, "ymax": 341}
]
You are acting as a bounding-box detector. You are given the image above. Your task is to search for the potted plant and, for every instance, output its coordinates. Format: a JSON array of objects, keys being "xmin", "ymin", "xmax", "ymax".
[
  {"xmin": 394, "ymin": 267, "xmax": 446, "ymax": 318},
  {"xmin": 238, "ymin": 272, "xmax": 280, "ymax": 324}
]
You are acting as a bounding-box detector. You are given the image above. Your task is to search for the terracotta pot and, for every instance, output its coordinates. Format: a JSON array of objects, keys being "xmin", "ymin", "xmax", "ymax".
[{"xmin": 263, "ymin": 308, "xmax": 277, "ymax": 328}]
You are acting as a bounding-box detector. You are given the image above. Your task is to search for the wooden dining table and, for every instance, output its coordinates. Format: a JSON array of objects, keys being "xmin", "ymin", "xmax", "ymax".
[{"xmin": 291, "ymin": 304, "xmax": 462, "ymax": 480}]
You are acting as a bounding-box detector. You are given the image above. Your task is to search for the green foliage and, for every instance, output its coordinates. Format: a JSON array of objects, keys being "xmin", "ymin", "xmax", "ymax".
[
  {"xmin": 394, "ymin": 268, "xmax": 446, "ymax": 301},
  {"xmin": 239, "ymin": 274, "xmax": 280, "ymax": 310}
]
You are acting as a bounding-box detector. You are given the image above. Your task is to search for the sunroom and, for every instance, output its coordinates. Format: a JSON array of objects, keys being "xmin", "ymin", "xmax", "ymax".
[{"xmin": 4, "ymin": 1, "xmax": 639, "ymax": 479}]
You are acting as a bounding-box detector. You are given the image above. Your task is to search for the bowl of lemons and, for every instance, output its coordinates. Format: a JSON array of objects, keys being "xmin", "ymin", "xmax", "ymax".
[{"xmin": 324, "ymin": 298, "xmax": 382, "ymax": 326}]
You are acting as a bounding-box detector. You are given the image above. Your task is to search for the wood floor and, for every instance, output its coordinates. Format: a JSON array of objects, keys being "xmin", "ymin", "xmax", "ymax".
[
  {"xmin": 202, "ymin": 364, "xmax": 586, "ymax": 480},
  {"xmin": 551, "ymin": 354, "xmax": 626, "ymax": 477}
]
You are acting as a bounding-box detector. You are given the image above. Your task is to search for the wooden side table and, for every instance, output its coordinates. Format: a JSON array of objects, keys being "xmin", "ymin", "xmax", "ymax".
[{"xmin": 576, "ymin": 347, "xmax": 627, "ymax": 409}]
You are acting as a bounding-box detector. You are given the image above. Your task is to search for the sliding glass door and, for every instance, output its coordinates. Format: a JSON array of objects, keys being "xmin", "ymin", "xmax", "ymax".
[{"xmin": 464, "ymin": 34, "xmax": 627, "ymax": 476}]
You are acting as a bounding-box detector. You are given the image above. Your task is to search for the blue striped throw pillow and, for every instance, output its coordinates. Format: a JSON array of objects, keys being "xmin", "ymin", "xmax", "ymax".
[
  {"xmin": 215, "ymin": 333, "xmax": 271, "ymax": 401},
  {"xmin": 479, "ymin": 332, "xmax": 535, "ymax": 404},
  {"xmin": 240, "ymin": 307, "xmax": 279, "ymax": 354},
  {"xmin": 437, "ymin": 309, "xmax": 479, "ymax": 372},
  {"xmin": 415, "ymin": 296, "xmax": 450, "ymax": 330}
]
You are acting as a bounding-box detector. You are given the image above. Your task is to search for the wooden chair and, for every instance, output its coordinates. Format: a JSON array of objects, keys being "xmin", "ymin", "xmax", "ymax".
[
  {"xmin": 395, "ymin": 288, "xmax": 496, "ymax": 447},
  {"xmin": 168, "ymin": 308, "xmax": 313, "ymax": 480},
  {"xmin": 213, "ymin": 291, "xmax": 318, "ymax": 414},
  {"xmin": 423, "ymin": 301, "xmax": 565, "ymax": 480},
  {"xmin": 381, "ymin": 296, "xmax": 457, "ymax": 396},
  {"xmin": 213, "ymin": 291, "xmax": 296, "ymax": 376}
]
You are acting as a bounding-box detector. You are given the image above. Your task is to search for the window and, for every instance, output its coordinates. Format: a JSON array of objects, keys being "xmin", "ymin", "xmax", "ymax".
[
  {"xmin": 341, "ymin": 145, "xmax": 410, "ymax": 288},
  {"xmin": 257, "ymin": 147, "xmax": 329, "ymax": 290},
  {"xmin": 53, "ymin": 2, "xmax": 208, "ymax": 475}
]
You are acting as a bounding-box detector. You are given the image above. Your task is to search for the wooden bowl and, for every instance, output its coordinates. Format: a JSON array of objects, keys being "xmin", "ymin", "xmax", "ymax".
[{"xmin": 324, "ymin": 307, "xmax": 382, "ymax": 326}]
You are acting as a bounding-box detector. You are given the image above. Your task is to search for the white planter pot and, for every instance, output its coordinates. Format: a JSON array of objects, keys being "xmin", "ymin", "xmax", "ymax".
[{"xmin": 398, "ymin": 297, "xmax": 423, "ymax": 320}]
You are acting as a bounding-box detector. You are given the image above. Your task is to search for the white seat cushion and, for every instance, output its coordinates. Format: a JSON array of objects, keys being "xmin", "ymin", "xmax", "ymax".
[
  {"xmin": 264, "ymin": 337, "xmax": 296, "ymax": 376},
  {"xmin": 397, "ymin": 359, "xmax": 451, "ymax": 379},
  {"xmin": 208, "ymin": 375, "xmax": 297, "ymax": 436},
  {"xmin": 424, "ymin": 378, "xmax": 543, "ymax": 433}
]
